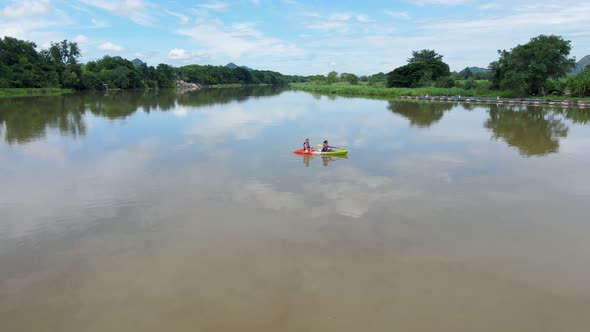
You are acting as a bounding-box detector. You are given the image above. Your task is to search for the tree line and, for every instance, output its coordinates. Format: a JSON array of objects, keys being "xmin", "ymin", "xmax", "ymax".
[
  {"xmin": 2, "ymin": 34, "xmax": 589, "ymax": 97},
  {"xmin": 177, "ymin": 64, "xmax": 307, "ymax": 85},
  {"xmin": 0, "ymin": 36, "xmax": 309, "ymax": 91},
  {"xmin": 382, "ymin": 35, "xmax": 589, "ymax": 97},
  {"xmin": 306, "ymin": 34, "xmax": 589, "ymax": 98},
  {"xmin": 0, "ymin": 37, "xmax": 177, "ymax": 90}
]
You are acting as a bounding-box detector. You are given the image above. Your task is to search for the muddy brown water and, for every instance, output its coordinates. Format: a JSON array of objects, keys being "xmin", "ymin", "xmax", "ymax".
[{"xmin": 1, "ymin": 87, "xmax": 589, "ymax": 332}]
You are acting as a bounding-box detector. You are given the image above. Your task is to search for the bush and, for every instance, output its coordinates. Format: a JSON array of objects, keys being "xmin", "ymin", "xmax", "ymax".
[
  {"xmin": 464, "ymin": 78, "xmax": 476, "ymax": 90},
  {"xmin": 567, "ymin": 71, "xmax": 590, "ymax": 97},
  {"xmin": 544, "ymin": 78, "xmax": 566, "ymax": 95},
  {"xmin": 435, "ymin": 76, "xmax": 455, "ymax": 88}
]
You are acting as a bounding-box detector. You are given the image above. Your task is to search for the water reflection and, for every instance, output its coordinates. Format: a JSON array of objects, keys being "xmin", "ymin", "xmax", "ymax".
[
  {"xmin": 300, "ymin": 154, "xmax": 348, "ymax": 167},
  {"xmin": 485, "ymin": 105, "xmax": 569, "ymax": 156},
  {"xmin": 555, "ymin": 107, "xmax": 590, "ymax": 124},
  {"xmin": 0, "ymin": 96, "xmax": 87, "ymax": 144},
  {"xmin": 387, "ymin": 101, "xmax": 453, "ymax": 128},
  {"xmin": 384, "ymin": 101, "xmax": 587, "ymax": 156},
  {"xmin": 0, "ymin": 86, "xmax": 286, "ymax": 144},
  {"xmin": 1, "ymin": 91, "xmax": 590, "ymax": 332}
]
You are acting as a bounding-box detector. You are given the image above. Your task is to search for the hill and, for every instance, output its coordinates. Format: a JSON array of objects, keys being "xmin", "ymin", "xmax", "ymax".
[
  {"xmin": 225, "ymin": 62, "xmax": 253, "ymax": 71},
  {"xmin": 468, "ymin": 66, "xmax": 488, "ymax": 73},
  {"xmin": 131, "ymin": 58, "xmax": 145, "ymax": 66},
  {"xmin": 572, "ymin": 55, "xmax": 590, "ymax": 74}
]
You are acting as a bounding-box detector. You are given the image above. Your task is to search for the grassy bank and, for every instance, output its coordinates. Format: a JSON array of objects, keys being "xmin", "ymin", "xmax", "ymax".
[
  {"xmin": 0, "ymin": 88, "xmax": 75, "ymax": 98},
  {"xmin": 290, "ymin": 83, "xmax": 527, "ymax": 99}
]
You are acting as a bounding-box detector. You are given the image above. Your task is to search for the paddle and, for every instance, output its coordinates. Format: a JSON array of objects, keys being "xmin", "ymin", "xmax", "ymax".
[{"xmin": 316, "ymin": 144, "xmax": 345, "ymax": 150}]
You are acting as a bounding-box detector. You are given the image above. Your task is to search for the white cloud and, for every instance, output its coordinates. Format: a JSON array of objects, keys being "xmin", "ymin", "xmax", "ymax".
[
  {"xmin": 165, "ymin": 10, "xmax": 189, "ymax": 24},
  {"xmin": 177, "ymin": 19, "xmax": 302, "ymax": 59},
  {"xmin": 81, "ymin": 0, "xmax": 144, "ymax": 12},
  {"xmin": 98, "ymin": 42, "xmax": 125, "ymax": 52},
  {"xmin": 1, "ymin": 0, "xmax": 51, "ymax": 17},
  {"xmin": 167, "ymin": 48, "xmax": 209, "ymax": 63},
  {"xmin": 329, "ymin": 13, "xmax": 352, "ymax": 21},
  {"xmin": 297, "ymin": 11, "xmax": 321, "ymax": 18},
  {"xmin": 168, "ymin": 48, "xmax": 189, "ymax": 59},
  {"xmin": 406, "ymin": 0, "xmax": 472, "ymax": 5},
  {"xmin": 384, "ymin": 10, "xmax": 410, "ymax": 20},
  {"xmin": 81, "ymin": 0, "xmax": 151, "ymax": 25},
  {"xmin": 479, "ymin": 2, "xmax": 500, "ymax": 10},
  {"xmin": 197, "ymin": 1, "xmax": 229, "ymax": 12},
  {"xmin": 89, "ymin": 18, "xmax": 111, "ymax": 29},
  {"xmin": 425, "ymin": 3, "xmax": 590, "ymax": 33},
  {"xmin": 0, "ymin": 7, "xmax": 71, "ymax": 46},
  {"xmin": 301, "ymin": 12, "xmax": 371, "ymax": 30},
  {"xmin": 72, "ymin": 34, "xmax": 89, "ymax": 44},
  {"xmin": 356, "ymin": 14, "xmax": 370, "ymax": 23},
  {"xmin": 305, "ymin": 21, "xmax": 347, "ymax": 30}
]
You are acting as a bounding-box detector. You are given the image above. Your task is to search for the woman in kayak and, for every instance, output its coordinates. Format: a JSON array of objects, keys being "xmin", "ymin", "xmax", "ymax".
[
  {"xmin": 303, "ymin": 138, "xmax": 311, "ymax": 152},
  {"xmin": 322, "ymin": 140, "xmax": 334, "ymax": 152}
]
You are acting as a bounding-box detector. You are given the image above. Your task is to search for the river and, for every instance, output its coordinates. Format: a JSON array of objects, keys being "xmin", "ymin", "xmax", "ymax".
[{"xmin": 1, "ymin": 87, "xmax": 589, "ymax": 332}]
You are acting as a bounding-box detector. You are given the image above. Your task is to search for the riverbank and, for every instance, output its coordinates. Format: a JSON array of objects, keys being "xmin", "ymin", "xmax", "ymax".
[
  {"xmin": 0, "ymin": 88, "xmax": 75, "ymax": 98},
  {"xmin": 290, "ymin": 83, "xmax": 507, "ymax": 98},
  {"xmin": 400, "ymin": 95, "xmax": 590, "ymax": 108},
  {"xmin": 289, "ymin": 83, "xmax": 590, "ymax": 103}
]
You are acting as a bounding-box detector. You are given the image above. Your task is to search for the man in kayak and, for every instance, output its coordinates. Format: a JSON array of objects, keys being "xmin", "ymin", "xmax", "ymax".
[
  {"xmin": 321, "ymin": 140, "xmax": 334, "ymax": 152},
  {"xmin": 303, "ymin": 138, "xmax": 311, "ymax": 152}
]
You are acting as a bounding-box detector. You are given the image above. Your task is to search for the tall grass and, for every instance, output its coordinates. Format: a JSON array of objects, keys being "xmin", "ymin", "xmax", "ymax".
[
  {"xmin": 290, "ymin": 83, "xmax": 516, "ymax": 98},
  {"xmin": 0, "ymin": 88, "xmax": 74, "ymax": 98}
]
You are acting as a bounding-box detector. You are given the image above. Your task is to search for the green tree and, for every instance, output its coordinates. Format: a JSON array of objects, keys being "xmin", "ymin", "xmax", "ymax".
[
  {"xmin": 489, "ymin": 34, "xmax": 575, "ymax": 96},
  {"xmin": 464, "ymin": 78, "xmax": 476, "ymax": 90},
  {"xmin": 327, "ymin": 71, "xmax": 338, "ymax": 84},
  {"xmin": 111, "ymin": 66, "xmax": 131, "ymax": 88},
  {"xmin": 155, "ymin": 63, "xmax": 176, "ymax": 88},
  {"xmin": 386, "ymin": 60, "xmax": 450, "ymax": 88},
  {"xmin": 459, "ymin": 67, "xmax": 473, "ymax": 79},
  {"xmin": 408, "ymin": 49, "xmax": 443, "ymax": 63},
  {"xmin": 0, "ymin": 63, "xmax": 11, "ymax": 87},
  {"xmin": 232, "ymin": 67, "xmax": 254, "ymax": 84},
  {"xmin": 368, "ymin": 72, "xmax": 386, "ymax": 86},
  {"xmin": 387, "ymin": 50, "xmax": 450, "ymax": 88},
  {"xmin": 340, "ymin": 73, "xmax": 359, "ymax": 85},
  {"xmin": 49, "ymin": 40, "xmax": 80, "ymax": 66},
  {"xmin": 61, "ymin": 68, "xmax": 80, "ymax": 88},
  {"xmin": 49, "ymin": 40, "xmax": 82, "ymax": 88}
]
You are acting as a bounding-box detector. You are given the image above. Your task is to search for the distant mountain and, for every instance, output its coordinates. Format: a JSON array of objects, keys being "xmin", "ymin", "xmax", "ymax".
[
  {"xmin": 225, "ymin": 62, "xmax": 254, "ymax": 71},
  {"xmin": 572, "ymin": 55, "xmax": 590, "ymax": 74},
  {"xmin": 131, "ymin": 58, "xmax": 145, "ymax": 66},
  {"xmin": 468, "ymin": 66, "xmax": 488, "ymax": 73}
]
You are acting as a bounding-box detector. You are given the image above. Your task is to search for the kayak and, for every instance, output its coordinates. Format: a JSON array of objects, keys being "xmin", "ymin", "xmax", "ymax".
[{"xmin": 294, "ymin": 148, "xmax": 348, "ymax": 156}]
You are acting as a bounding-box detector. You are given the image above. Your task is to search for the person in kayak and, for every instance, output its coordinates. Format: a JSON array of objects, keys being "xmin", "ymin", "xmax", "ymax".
[
  {"xmin": 321, "ymin": 140, "xmax": 334, "ymax": 152},
  {"xmin": 303, "ymin": 138, "xmax": 311, "ymax": 152}
]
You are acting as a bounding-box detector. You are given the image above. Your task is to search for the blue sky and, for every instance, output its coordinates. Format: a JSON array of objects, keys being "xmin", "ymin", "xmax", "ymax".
[{"xmin": 1, "ymin": 0, "xmax": 589, "ymax": 75}]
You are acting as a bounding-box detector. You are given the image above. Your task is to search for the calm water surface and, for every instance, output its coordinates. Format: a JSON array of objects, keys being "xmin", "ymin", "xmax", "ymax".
[{"xmin": 1, "ymin": 88, "xmax": 590, "ymax": 332}]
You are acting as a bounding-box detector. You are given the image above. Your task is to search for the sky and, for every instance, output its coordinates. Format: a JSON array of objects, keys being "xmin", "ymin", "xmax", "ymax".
[{"xmin": 1, "ymin": 0, "xmax": 589, "ymax": 75}]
